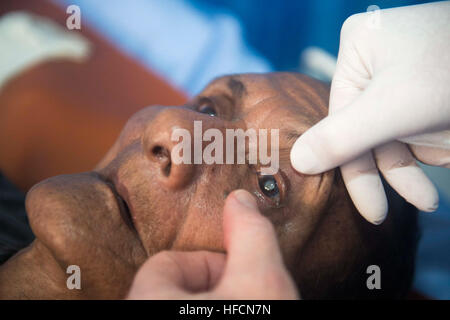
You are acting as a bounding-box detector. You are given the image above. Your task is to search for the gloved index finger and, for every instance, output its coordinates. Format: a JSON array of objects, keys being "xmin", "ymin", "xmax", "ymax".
[{"xmin": 290, "ymin": 72, "xmax": 450, "ymax": 175}]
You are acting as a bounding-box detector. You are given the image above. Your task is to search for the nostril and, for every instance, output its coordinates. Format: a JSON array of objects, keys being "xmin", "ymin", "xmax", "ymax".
[
  {"xmin": 163, "ymin": 161, "xmax": 171, "ymax": 177},
  {"xmin": 152, "ymin": 146, "xmax": 167, "ymax": 159},
  {"xmin": 151, "ymin": 145, "xmax": 171, "ymax": 177}
]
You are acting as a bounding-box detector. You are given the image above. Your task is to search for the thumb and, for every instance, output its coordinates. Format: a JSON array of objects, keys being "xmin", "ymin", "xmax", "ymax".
[
  {"xmin": 219, "ymin": 190, "xmax": 298, "ymax": 299},
  {"xmin": 223, "ymin": 190, "xmax": 284, "ymax": 275}
]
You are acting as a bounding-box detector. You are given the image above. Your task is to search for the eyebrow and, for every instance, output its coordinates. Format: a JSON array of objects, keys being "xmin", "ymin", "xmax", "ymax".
[{"xmin": 227, "ymin": 77, "xmax": 247, "ymax": 99}]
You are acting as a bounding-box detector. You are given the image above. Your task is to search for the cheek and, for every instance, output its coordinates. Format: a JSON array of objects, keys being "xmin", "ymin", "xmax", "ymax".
[
  {"xmin": 171, "ymin": 202, "xmax": 224, "ymax": 252},
  {"xmin": 119, "ymin": 156, "xmax": 225, "ymax": 254},
  {"xmin": 170, "ymin": 178, "xmax": 231, "ymax": 252},
  {"xmin": 115, "ymin": 158, "xmax": 184, "ymax": 254},
  {"xmin": 275, "ymin": 171, "xmax": 335, "ymax": 269},
  {"xmin": 167, "ymin": 168, "xmax": 242, "ymax": 253}
]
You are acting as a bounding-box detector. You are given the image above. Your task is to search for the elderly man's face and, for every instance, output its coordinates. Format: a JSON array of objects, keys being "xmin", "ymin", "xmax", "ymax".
[{"xmin": 0, "ymin": 73, "xmax": 364, "ymax": 299}]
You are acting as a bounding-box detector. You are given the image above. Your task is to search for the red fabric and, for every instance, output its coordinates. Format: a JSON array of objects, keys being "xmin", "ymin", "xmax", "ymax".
[{"xmin": 0, "ymin": 0, "xmax": 187, "ymax": 191}]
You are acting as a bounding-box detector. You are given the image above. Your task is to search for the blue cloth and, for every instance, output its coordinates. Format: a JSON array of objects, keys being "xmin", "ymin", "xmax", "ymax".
[
  {"xmin": 193, "ymin": 0, "xmax": 434, "ymax": 70},
  {"xmin": 56, "ymin": 0, "xmax": 271, "ymax": 96},
  {"xmin": 414, "ymin": 192, "xmax": 450, "ymax": 299}
]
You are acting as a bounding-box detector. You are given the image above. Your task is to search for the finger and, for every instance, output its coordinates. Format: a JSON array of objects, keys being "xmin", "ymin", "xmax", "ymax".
[
  {"xmin": 340, "ymin": 152, "xmax": 388, "ymax": 224},
  {"xmin": 291, "ymin": 71, "xmax": 450, "ymax": 174},
  {"xmin": 409, "ymin": 144, "xmax": 450, "ymax": 168},
  {"xmin": 219, "ymin": 190, "xmax": 298, "ymax": 299},
  {"xmin": 127, "ymin": 250, "xmax": 226, "ymax": 299},
  {"xmin": 375, "ymin": 141, "xmax": 439, "ymax": 212},
  {"xmin": 318, "ymin": 47, "xmax": 388, "ymax": 225},
  {"xmin": 222, "ymin": 190, "xmax": 285, "ymax": 275},
  {"xmin": 399, "ymin": 130, "xmax": 450, "ymax": 150}
]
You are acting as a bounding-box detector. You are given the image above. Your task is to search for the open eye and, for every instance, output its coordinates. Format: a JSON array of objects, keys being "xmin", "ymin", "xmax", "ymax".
[
  {"xmin": 258, "ymin": 175, "xmax": 280, "ymax": 200},
  {"xmin": 252, "ymin": 166, "xmax": 286, "ymax": 209},
  {"xmin": 198, "ymin": 100, "xmax": 217, "ymax": 117}
]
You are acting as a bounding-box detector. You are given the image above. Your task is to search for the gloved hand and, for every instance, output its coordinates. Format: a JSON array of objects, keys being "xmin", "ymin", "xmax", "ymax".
[
  {"xmin": 291, "ymin": 2, "xmax": 450, "ymax": 224},
  {"xmin": 127, "ymin": 190, "xmax": 299, "ymax": 300}
]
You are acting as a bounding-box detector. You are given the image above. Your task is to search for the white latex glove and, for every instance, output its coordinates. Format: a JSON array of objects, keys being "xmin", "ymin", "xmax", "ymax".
[{"xmin": 291, "ymin": 2, "xmax": 450, "ymax": 224}]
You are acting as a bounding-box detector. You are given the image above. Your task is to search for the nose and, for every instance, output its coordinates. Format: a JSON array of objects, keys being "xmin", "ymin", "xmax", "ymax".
[{"xmin": 143, "ymin": 107, "xmax": 218, "ymax": 189}]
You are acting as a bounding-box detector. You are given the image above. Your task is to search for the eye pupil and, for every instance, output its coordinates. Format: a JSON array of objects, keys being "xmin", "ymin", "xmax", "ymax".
[{"xmin": 258, "ymin": 175, "xmax": 279, "ymax": 198}]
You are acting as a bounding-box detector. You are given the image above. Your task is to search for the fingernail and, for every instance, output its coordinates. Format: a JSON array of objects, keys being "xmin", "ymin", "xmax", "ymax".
[
  {"xmin": 233, "ymin": 190, "xmax": 258, "ymax": 210},
  {"xmin": 424, "ymin": 201, "xmax": 439, "ymax": 212},
  {"xmin": 290, "ymin": 141, "xmax": 320, "ymax": 174},
  {"xmin": 371, "ymin": 216, "xmax": 386, "ymax": 225}
]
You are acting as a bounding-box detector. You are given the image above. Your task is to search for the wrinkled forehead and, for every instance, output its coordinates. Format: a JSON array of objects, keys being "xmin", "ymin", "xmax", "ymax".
[{"xmin": 199, "ymin": 73, "xmax": 330, "ymax": 132}]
